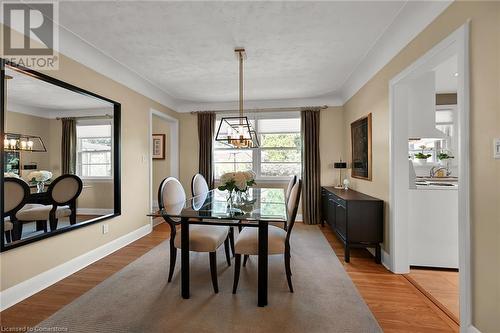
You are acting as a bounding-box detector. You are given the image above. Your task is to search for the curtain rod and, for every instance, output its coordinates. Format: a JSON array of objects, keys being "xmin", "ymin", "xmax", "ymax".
[
  {"xmin": 190, "ymin": 105, "xmax": 328, "ymax": 115},
  {"xmin": 55, "ymin": 114, "xmax": 113, "ymax": 120}
]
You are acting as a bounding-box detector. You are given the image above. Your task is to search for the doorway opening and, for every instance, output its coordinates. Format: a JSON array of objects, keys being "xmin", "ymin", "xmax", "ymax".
[
  {"xmin": 389, "ymin": 23, "xmax": 470, "ymax": 329},
  {"xmin": 148, "ymin": 109, "xmax": 179, "ymax": 226}
]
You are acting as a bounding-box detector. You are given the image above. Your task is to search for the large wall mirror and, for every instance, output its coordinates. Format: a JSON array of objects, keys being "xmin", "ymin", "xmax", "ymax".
[{"xmin": 1, "ymin": 60, "xmax": 121, "ymax": 251}]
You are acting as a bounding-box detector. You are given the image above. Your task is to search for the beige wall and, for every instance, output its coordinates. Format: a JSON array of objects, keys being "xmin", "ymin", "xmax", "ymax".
[
  {"xmin": 342, "ymin": 2, "xmax": 500, "ymax": 330},
  {"xmin": 0, "ymin": 48, "xmax": 184, "ymax": 291},
  {"xmin": 152, "ymin": 115, "xmax": 171, "ymax": 202},
  {"xmin": 5, "ymin": 111, "xmax": 51, "ymax": 174},
  {"xmin": 319, "ymin": 107, "xmax": 345, "ymax": 187}
]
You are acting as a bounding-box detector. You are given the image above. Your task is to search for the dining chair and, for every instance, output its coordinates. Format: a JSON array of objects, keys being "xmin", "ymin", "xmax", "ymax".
[
  {"xmin": 16, "ymin": 174, "xmax": 83, "ymax": 232},
  {"xmin": 285, "ymin": 175, "xmax": 297, "ymax": 204},
  {"xmin": 159, "ymin": 176, "xmax": 230, "ymax": 293},
  {"xmin": 283, "ymin": 175, "xmax": 297, "ymax": 231},
  {"xmin": 191, "ymin": 173, "xmax": 235, "ymax": 257},
  {"xmin": 232, "ymin": 179, "xmax": 302, "ymax": 294},
  {"xmin": 3, "ymin": 177, "xmax": 30, "ymax": 241}
]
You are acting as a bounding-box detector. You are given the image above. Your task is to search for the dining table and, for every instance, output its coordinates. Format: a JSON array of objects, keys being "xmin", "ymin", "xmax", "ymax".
[{"xmin": 148, "ymin": 187, "xmax": 288, "ymax": 307}]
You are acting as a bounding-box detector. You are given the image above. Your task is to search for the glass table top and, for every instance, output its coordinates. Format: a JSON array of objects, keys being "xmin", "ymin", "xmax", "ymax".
[{"xmin": 148, "ymin": 188, "xmax": 287, "ymax": 223}]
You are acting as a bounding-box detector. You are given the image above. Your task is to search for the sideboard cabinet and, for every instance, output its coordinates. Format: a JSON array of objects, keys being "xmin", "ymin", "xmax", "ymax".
[{"xmin": 321, "ymin": 187, "xmax": 383, "ymax": 263}]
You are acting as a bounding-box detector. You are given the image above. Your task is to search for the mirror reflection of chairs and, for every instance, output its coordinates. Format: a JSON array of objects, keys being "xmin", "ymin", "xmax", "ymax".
[{"xmin": 3, "ymin": 174, "xmax": 83, "ymax": 243}]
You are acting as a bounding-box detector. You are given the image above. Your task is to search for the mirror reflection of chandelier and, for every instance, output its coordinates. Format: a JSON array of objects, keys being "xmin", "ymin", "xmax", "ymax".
[
  {"xmin": 215, "ymin": 48, "xmax": 259, "ymax": 149},
  {"xmin": 3, "ymin": 133, "xmax": 47, "ymax": 152}
]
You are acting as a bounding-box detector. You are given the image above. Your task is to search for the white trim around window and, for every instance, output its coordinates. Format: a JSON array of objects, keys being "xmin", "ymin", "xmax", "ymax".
[{"xmin": 214, "ymin": 111, "xmax": 301, "ymax": 182}]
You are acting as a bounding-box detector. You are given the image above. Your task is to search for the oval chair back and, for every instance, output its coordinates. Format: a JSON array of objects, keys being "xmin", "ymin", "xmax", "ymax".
[
  {"xmin": 191, "ymin": 173, "xmax": 209, "ymax": 197},
  {"xmin": 4, "ymin": 177, "xmax": 30, "ymax": 217},
  {"xmin": 285, "ymin": 179, "xmax": 302, "ymax": 238},
  {"xmin": 158, "ymin": 177, "xmax": 186, "ymax": 210},
  {"xmin": 47, "ymin": 174, "xmax": 83, "ymax": 206},
  {"xmin": 285, "ymin": 175, "xmax": 297, "ymax": 203}
]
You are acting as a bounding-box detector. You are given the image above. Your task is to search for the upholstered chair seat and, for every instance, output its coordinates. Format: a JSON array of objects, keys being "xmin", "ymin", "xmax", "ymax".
[
  {"xmin": 174, "ymin": 225, "xmax": 229, "ymax": 252},
  {"xmin": 235, "ymin": 225, "xmax": 287, "ymax": 255},
  {"xmin": 16, "ymin": 204, "xmax": 72, "ymax": 221},
  {"xmin": 233, "ymin": 180, "xmax": 302, "ymax": 294}
]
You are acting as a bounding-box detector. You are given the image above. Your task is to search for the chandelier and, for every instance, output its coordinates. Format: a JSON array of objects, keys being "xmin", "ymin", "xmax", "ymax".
[{"xmin": 215, "ymin": 48, "xmax": 259, "ymax": 148}]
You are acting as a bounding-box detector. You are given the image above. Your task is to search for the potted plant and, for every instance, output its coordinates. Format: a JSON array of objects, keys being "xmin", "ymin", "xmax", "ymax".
[
  {"xmin": 437, "ymin": 150, "xmax": 454, "ymax": 166},
  {"xmin": 413, "ymin": 145, "xmax": 432, "ymax": 165}
]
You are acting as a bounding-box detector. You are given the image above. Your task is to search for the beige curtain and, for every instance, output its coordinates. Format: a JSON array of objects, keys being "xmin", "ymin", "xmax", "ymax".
[
  {"xmin": 61, "ymin": 118, "xmax": 77, "ymax": 174},
  {"xmin": 301, "ymin": 110, "xmax": 321, "ymax": 225},
  {"xmin": 197, "ymin": 112, "xmax": 216, "ymax": 189}
]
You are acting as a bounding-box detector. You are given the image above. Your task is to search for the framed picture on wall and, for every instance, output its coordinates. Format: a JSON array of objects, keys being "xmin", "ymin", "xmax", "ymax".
[
  {"xmin": 4, "ymin": 151, "xmax": 21, "ymax": 175},
  {"xmin": 152, "ymin": 134, "xmax": 166, "ymax": 160},
  {"xmin": 351, "ymin": 113, "xmax": 372, "ymax": 180}
]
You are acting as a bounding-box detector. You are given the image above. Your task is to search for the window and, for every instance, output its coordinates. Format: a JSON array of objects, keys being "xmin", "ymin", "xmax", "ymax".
[
  {"xmin": 214, "ymin": 114, "xmax": 301, "ymax": 180},
  {"xmin": 76, "ymin": 123, "xmax": 112, "ymax": 179}
]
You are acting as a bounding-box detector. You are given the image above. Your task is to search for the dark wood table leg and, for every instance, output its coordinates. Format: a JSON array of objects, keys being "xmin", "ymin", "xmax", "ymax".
[
  {"xmin": 181, "ymin": 217, "xmax": 190, "ymax": 299},
  {"xmin": 258, "ymin": 221, "xmax": 268, "ymax": 307}
]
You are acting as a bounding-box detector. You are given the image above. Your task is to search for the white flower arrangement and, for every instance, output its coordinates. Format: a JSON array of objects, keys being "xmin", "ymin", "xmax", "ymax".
[
  {"xmin": 218, "ymin": 171, "xmax": 256, "ymax": 192},
  {"xmin": 27, "ymin": 170, "xmax": 52, "ymax": 183}
]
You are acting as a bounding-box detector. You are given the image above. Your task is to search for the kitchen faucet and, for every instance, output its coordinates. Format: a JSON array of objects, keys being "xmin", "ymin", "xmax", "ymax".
[{"xmin": 430, "ymin": 166, "xmax": 451, "ymax": 178}]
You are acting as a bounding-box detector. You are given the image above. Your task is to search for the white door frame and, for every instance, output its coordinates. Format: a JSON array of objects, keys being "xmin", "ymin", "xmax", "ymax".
[
  {"xmin": 148, "ymin": 109, "xmax": 179, "ymax": 215},
  {"xmin": 389, "ymin": 23, "xmax": 471, "ymax": 330}
]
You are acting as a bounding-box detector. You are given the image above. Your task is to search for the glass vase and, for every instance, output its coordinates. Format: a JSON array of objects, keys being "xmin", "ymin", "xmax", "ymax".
[{"xmin": 36, "ymin": 181, "xmax": 45, "ymax": 193}]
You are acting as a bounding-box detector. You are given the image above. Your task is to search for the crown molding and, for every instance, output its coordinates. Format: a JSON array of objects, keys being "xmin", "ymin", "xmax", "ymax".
[
  {"xmin": 57, "ymin": 27, "xmax": 184, "ymax": 111},
  {"xmin": 7, "ymin": 102, "xmax": 111, "ymax": 119},
  {"xmin": 339, "ymin": 0, "xmax": 453, "ymax": 104},
  {"xmin": 2, "ymin": 2, "xmax": 452, "ymax": 113},
  {"xmin": 176, "ymin": 93, "xmax": 343, "ymax": 113}
]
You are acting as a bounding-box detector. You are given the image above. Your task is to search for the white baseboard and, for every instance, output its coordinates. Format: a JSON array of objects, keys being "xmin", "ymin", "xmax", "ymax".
[
  {"xmin": 467, "ymin": 325, "xmax": 481, "ymax": 333},
  {"xmin": 0, "ymin": 224, "xmax": 152, "ymax": 311},
  {"xmin": 77, "ymin": 208, "xmax": 114, "ymax": 215},
  {"xmin": 295, "ymin": 214, "xmax": 303, "ymax": 222}
]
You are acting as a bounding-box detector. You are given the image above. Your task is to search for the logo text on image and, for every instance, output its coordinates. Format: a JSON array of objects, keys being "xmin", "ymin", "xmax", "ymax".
[{"xmin": 2, "ymin": 2, "xmax": 59, "ymax": 70}]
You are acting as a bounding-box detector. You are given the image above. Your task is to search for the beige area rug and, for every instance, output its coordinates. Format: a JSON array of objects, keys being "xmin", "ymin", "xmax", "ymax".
[{"xmin": 37, "ymin": 224, "xmax": 381, "ymax": 333}]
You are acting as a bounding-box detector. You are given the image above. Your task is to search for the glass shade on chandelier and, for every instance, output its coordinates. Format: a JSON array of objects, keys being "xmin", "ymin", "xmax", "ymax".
[
  {"xmin": 3, "ymin": 133, "xmax": 47, "ymax": 152},
  {"xmin": 214, "ymin": 48, "xmax": 259, "ymax": 149},
  {"xmin": 215, "ymin": 116, "xmax": 259, "ymax": 148}
]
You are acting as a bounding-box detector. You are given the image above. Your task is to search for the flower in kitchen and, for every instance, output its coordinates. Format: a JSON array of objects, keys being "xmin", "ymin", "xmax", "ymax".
[{"xmin": 27, "ymin": 170, "xmax": 52, "ymax": 183}]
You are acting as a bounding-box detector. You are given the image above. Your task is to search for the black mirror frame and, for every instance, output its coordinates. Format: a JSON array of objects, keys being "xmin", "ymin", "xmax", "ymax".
[{"xmin": 0, "ymin": 59, "xmax": 121, "ymax": 252}]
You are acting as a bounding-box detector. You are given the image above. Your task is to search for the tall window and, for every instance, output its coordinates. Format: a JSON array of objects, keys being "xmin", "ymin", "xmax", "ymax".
[
  {"xmin": 76, "ymin": 123, "xmax": 112, "ymax": 179},
  {"xmin": 214, "ymin": 114, "xmax": 301, "ymax": 180}
]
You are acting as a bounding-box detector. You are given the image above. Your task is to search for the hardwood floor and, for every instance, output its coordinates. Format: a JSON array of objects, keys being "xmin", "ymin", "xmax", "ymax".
[
  {"xmin": 405, "ymin": 268, "xmax": 460, "ymax": 324},
  {"xmin": 0, "ymin": 221, "xmax": 170, "ymax": 329},
  {"xmin": 1, "ymin": 222, "xmax": 459, "ymax": 332},
  {"xmin": 321, "ymin": 225, "xmax": 459, "ymax": 332}
]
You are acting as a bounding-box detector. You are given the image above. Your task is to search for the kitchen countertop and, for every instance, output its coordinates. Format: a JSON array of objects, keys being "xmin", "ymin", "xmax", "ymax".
[{"xmin": 411, "ymin": 177, "xmax": 459, "ymax": 190}]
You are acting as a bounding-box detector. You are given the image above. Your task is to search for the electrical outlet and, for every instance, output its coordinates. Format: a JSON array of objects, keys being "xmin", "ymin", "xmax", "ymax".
[
  {"xmin": 102, "ymin": 224, "xmax": 109, "ymax": 234},
  {"xmin": 494, "ymin": 138, "xmax": 500, "ymax": 159}
]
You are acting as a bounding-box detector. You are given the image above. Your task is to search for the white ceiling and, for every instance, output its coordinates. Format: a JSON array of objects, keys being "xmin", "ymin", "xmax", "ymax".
[
  {"xmin": 58, "ymin": 1, "xmax": 407, "ymax": 107},
  {"xmin": 6, "ymin": 67, "xmax": 113, "ymax": 118}
]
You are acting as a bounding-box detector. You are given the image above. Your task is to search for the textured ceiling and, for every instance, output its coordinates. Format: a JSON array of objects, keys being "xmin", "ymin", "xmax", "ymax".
[{"xmin": 58, "ymin": 1, "xmax": 406, "ymax": 103}]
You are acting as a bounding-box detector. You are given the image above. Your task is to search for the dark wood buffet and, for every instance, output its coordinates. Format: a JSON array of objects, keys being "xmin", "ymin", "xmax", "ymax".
[{"xmin": 321, "ymin": 187, "xmax": 383, "ymax": 263}]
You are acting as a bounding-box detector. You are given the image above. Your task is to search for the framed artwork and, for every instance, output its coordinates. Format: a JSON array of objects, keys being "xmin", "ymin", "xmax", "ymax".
[
  {"xmin": 4, "ymin": 151, "xmax": 21, "ymax": 175},
  {"xmin": 351, "ymin": 113, "xmax": 372, "ymax": 180},
  {"xmin": 152, "ymin": 134, "xmax": 166, "ymax": 160}
]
